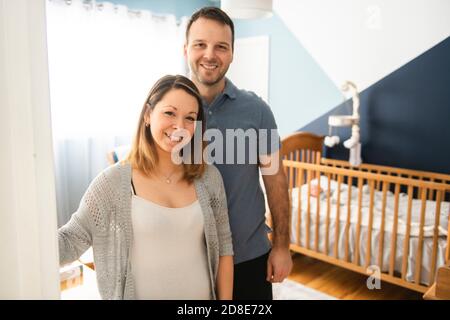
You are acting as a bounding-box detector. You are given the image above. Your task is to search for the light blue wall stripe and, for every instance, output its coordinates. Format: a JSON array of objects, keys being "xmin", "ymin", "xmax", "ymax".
[{"xmin": 234, "ymin": 14, "xmax": 341, "ymax": 136}]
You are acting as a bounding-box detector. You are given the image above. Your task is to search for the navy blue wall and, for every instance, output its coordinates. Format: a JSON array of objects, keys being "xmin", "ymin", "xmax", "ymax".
[{"xmin": 301, "ymin": 36, "xmax": 450, "ymax": 175}]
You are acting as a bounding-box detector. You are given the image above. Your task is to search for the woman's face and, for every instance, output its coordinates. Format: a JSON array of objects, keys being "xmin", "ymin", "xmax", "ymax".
[{"xmin": 146, "ymin": 88, "xmax": 199, "ymax": 155}]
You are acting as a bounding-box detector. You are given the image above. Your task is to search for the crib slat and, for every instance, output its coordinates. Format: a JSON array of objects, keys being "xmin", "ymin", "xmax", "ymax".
[
  {"xmin": 296, "ymin": 168, "xmax": 304, "ymax": 247},
  {"xmin": 365, "ymin": 180, "xmax": 376, "ymax": 269},
  {"xmin": 315, "ymin": 170, "xmax": 321, "ymax": 252},
  {"xmin": 418, "ymin": 177, "xmax": 423, "ymax": 201},
  {"xmin": 389, "ymin": 183, "xmax": 401, "ymax": 276},
  {"xmin": 282, "ymin": 160, "xmax": 289, "ymax": 211},
  {"xmin": 283, "ymin": 154, "xmax": 289, "ymax": 175},
  {"xmin": 428, "ymin": 179, "xmax": 435, "ymax": 200},
  {"xmin": 295, "ymin": 151, "xmax": 300, "ymax": 179},
  {"xmin": 429, "ymin": 190, "xmax": 442, "ymax": 284},
  {"xmin": 376, "ymin": 172, "xmax": 382, "ymax": 191},
  {"xmin": 447, "ymin": 195, "xmax": 450, "ymax": 263},
  {"xmin": 414, "ymin": 188, "xmax": 428, "ymax": 285},
  {"xmin": 401, "ymin": 186, "xmax": 414, "ymax": 280},
  {"xmin": 334, "ymin": 175, "xmax": 343, "ymax": 259},
  {"xmin": 325, "ymin": 174, "xmax": 332, "ymax": 255},
  {"xmin": 286, "ymin": 158, "xmax": 294, "ymax": 236},
  {"xmin": 289, "ymin": 160, "xmax": 295, "ymax": 190},
  {"xmin": 306, "ymin": 169, "xmax": 312, "ymax": 249},
  {"xmin": 285, "ymin": 160, "xmax": 292, "ymax": 231},
  {"xmin": 371, "ymin": 171, "xmax": 376, "ymax": 189},
  {"xmin": 378, "ymin": 181, "xmax": 389, "ymax": 269},
  {"xmin": 353, "ymin": 177, "xmax": 364, "ymax": 265},
  {"xmin": 344, "ymin": 177, "xmax": 353, "ymax": 262},
  {"xmin": 311, "ymin": 152, "xmax": 316, "ymax": 177}
]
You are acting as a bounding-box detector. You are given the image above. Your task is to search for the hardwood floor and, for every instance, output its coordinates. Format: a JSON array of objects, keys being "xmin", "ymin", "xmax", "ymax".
[{"xmin": 288, "ymin": 254, "xmax": 423, "ymax": 300}]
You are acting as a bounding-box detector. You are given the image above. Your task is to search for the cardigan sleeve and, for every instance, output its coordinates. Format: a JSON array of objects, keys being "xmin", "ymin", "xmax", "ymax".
[
  {"xmin": 58, "ymin": 195, "xmax": 94, "ymax": 265},
  {"xmin": 207, "ymin": 165, "xmax": 234, "ymax": 257},
  {"xmin": 57, "ymin": 169, "xmax": 111, "ymax": 265}
]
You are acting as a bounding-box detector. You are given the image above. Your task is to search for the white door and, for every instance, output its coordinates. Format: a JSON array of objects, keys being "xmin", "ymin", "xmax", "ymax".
[
  {"xmin": 0, "ymin": 0, "xmax": 60, "ymax": 299},
  {"xmin": 227, "ymin": 35, "xmax": 270, "ymax": 103}
]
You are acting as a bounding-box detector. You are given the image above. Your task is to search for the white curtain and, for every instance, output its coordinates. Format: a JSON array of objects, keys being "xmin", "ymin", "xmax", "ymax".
[{"xmin": 46, "ymin": 0, "xmax": 188, "ymax": 226}]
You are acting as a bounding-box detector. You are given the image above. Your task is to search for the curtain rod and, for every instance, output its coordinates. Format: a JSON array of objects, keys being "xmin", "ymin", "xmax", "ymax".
[{"xmin": 54, "ymin": 0, "xmax": 183, "ymax": 24}]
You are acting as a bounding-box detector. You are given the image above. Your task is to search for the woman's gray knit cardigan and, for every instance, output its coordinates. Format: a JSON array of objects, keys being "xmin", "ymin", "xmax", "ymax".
[{"xmin": 58, "ymin": 162, "xmax": 234, "ymax": 299}]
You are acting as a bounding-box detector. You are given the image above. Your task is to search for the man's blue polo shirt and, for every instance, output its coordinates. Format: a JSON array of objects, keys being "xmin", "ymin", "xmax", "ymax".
[{"xmin": 202, "ymin": 78, "xmax": 280, "ymax": 264}]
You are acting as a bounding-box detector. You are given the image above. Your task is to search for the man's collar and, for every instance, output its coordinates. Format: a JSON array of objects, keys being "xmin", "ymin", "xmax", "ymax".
[
  {"xmin": 222, "ymin": 78, "xmax": 237, "ymax": 100},
  {"xmin": 202, "ymin": 78, "xmax": 237, "ymax": 107}
]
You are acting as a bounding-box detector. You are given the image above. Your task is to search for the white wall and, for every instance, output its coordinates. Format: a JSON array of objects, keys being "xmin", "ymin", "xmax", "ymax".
[
  {"xmin": 274, "ymin": 0, "xmax": 450, "ymax": 91},
  {"xmin": 0, "ymin": 0, "xmax": 60, "ymax": 299},
  {"xmin": 227, "ymin": 36, "xmax": 270, "ymax": 103}
]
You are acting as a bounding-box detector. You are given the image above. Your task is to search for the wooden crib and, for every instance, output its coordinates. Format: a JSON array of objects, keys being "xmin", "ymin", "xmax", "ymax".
[{"xmin": 279, "ymin": 132, "xmax": 450, "ymax": 293}]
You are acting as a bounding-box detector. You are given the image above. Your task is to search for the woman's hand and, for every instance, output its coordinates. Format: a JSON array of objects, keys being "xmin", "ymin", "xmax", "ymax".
[{"xmin": 216, "ymin": 255, "xmax": 234, "ymax": 300}]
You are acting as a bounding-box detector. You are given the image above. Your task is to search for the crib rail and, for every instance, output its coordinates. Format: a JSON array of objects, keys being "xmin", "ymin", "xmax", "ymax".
[
  {"xmin": 283, "ymin": 159, "xmax": 450, "ymax": 293},
  {"xmin": 321, "ymin": 158, "xmax": 450, "ymax": 199}
]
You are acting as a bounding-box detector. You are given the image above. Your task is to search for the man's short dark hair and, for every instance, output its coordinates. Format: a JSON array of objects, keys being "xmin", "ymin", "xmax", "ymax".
[{"xmin": 186, "ymin": 6, "xmax": 235, "ymax": 51}]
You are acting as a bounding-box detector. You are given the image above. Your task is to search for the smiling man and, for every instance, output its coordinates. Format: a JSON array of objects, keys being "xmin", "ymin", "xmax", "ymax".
[
  {"xmin": 185, "ymin": 13, "xmax": 234, "ymax": 104},
  {"xmin": 184, "ymin": 7, "xmax": 292, "ymax": 300}
]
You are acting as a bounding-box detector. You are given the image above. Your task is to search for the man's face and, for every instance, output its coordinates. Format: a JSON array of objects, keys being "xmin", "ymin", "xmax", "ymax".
[{"xmin": 184, "ymin": 18, "xmax": 233, "ymax": 87}]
